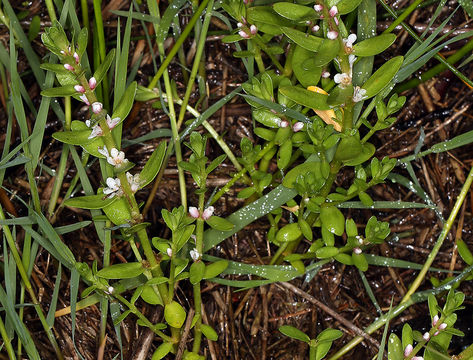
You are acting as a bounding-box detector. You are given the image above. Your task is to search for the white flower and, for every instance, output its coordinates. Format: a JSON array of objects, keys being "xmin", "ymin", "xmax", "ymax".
[
  {"xmin": 322, "ymin": 71, "xmax": 331, "ymax": 78},
  {"xmin": 352, "ymin": 86, "xmax": 367, "ymax": 103},
  {"xmin": 329, "ymin": 6, "xmax": 338, "ymax": 17},
  {"xmin": 422, "ymin": 332, "xmax": 430, "ymax": 341},
  {"xmin": 334, "ymin": 72, "xmax": 351, "ymax": 87},
  {"xmin": 432, "ymin": 314, "xmax": 439, "ymax": 326},
  {"xmin": 312, "ymin": 25, "xmax": 320, "ymax": 32},
  {"xmin": 189, "ymin": 207, "xmax": 200, "ymax": 219},
  {"xmin": 353, "ymin": 247, "xmax": 362, "ymax": 255},
  {"xmin": 343, "ymin": 34, "xmax": 357, "ymax": 49},
  {"xmin": 74, "ymin": 85, "xmax": 85, "ymax": 93},
  {"xmin": 250, "ymin": 25, "xmax": 258, "ymax": 35},
  {"xmin": 314, "ymin": 4, "xmax": 323, "ymax": 11},
  {"xmin": 126, "ymin": 172, "xmax": 141, "ymax": 192},
  {"xmin": 190, "ymin": 248, "xmax": 201, "ymax": 261},
  {"xmin": 202, "ymin": 206, "xmax": 215, "ymax": 220},
  {"xmin": 88, "ymin": 124, "xmax": 103, "ymax": 139},
  {"xmin": 103, "ymin": 177, "xmax": 121, "ymax": 197},
  {"xmin": 73, "ymin": 52, "xmax": 80, "ymax": 64},
  {"xmin": 166, "ymin": 248, "xmax": 173, "ymax": 257},
  {"xmin": 108, "ymin": 286, "xmax": 114, "ymax": 294},
  {"xmin": 412, "ymin": 357, "xmax": 424, "ymax": 360},
  {"xmin": 98, "ymin": 146, "xmax": 128, "ymax": 167},
  {"xmin": 292, "ymin": 122, "xmax": 304, "ymax": 132},
  {"xmin": 404, "ymin": 344, "xmax": 413, "ymax": 357},
  {"xmin": 89, "ymin": 77, "xmax": 97, "ymax": 90},
  {"xmin": 106, "ymin": 114, "xmax": 120, "ymax": 129},
  {"xmin": 327, "ymin": 30, "xmax": 338, "ymax": 40},
  {"xmin": 438, "ymin": 323, "xmax": 447, "ymax": 330},
  {"xmin": 92, "ymin": 102, "xmax": 103, "ymax": 114},
  {"xmin": 64, "ymin": 63, "xmax": 74, "ymax": 71},
  {"xmin": 79, "ymin": 94, "xmax": 90, "ymax": 105},
  {"xmin": 237, "ymin": 22, "xmax": 243, "ymax": 28},
  {"xmin": 349, "ymin": 54, "xmax": 357, "ymax": 67}
]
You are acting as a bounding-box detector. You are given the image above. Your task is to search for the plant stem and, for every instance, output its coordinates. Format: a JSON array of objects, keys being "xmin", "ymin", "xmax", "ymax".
[
  {"xmin": 382, "ymin": 0, "xmax": 423, "ymax": 34},
  {"xmin": 401, "ymin": 165, "xmax": 473, "ymax": 303},
  {"xmin": 0, "ymin": 205, "xmax": 64, "ymax": 360},
  {"xmin": 0, "ymin": 315, "xmax": 15, "ymax": 359}
]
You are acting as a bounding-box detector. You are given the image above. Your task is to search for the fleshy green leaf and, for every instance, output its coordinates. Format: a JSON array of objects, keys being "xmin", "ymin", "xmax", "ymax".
[
  {"xmin": 65, "ymin": 194, "xmax": 117, "ymax": 209},
  {"xmin": 139, "ymin": 141, "xmax": 167, "ymax": 188},
  {"xmin": 353, "ymin": 34, "xmax": 397, "ymax": 57},
  {"xmin": 387, "ymin": 333, "xmax": 403, "ymax": 360},
  {"xmin": 41, "ymin": 85, "xmax": 77, "ymax": 97},
  {"xmin": 292, "ymin": 45, "xmax": 322, "ymax": 88},
  {"xmin": 273, "ymin": 3, "xmax": 316, "ymax": 21},
  {"xmin": 203, "ymin": 260, "xmax": 229, "ymax": 279},
  {"xmin": 96, "ymin": 262, "xmax": 145, "ymax": 279},
  {"xmin": 281, "ymin": 27, "xmax": 323, "ymax": 51},
  {"xmin": 276, "ymin": 223, "xmax": 302, "ymax": 242},
  {"xmin": 190, "ymin": 261, "xmax": 206, "ymax": 285},
  {"xmin": 279, "ymin": 86, "xmax": 330, "ymax": 110},
  {"xmin": 320, "ymin": 206, "xmax": 344, "ymax": 236},
  {"xmin": 279, "ymin": 325, "xmax": 310, "ymax": 342},
  {"xmin": 93, "ymin": 49, "xmax": 116, "ymax": 85},
  {"xmin": 152, "ymin": 342, "xmax": 173, "ymax": 360},
  {"xmin": 201, "ymin": 324, "xmax": 218, "ymax": 341},
  {"xmin": 164, "ymin": 301, "xmax": 186, "ymax": 328},
  {"xmin": 362, "ymin": 56, "xmax": 404, "ymax": 99},
  {"xmin": 111, "ymin": 81, "xmax": 137, "ymax": 126},
  {"xmin": 205, "ymin": 216, "xmax": 234, "ymax": 231}
]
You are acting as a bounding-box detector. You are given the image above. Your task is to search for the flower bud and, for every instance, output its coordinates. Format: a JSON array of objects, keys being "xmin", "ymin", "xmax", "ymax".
[
  {"xmin": 189, "ymin": 207, "xmax": 200, "ymax": 219},
  {"xmin": 312, "ymin": 25, "xmax": 320, "ymax": 32},
  {"xmin": 166, "ymin": 248, "xmax": 173, "ymax": 257},
  {"xmin": 353, "ymin": 247, "xmax": 362, "ymax": 255},
  {"xmin": 404, "ymin": 344, "xmax": 413, "ymax": 357},
  {"xmin": 329, "ymin": 6, "xmax": 338, "ymax": 17},
  {"xmin": 279, "ymin": 120, "xmax": 289, "ymax": 128},
  {"xmin": 250, "ymin": 25, "xmax": 258, "ymax": 35},
  {"xmin": 238, "ymin": 30, "xmax": 250, "ymax": 39},
  {"xmin": 89, "ymin": 77, "xmax": 97, "ymax": 90},
  {"xmin": 438, "ymin": 323, "xmax": 447, "ymax": 330},
  {"xmin": 202, "ymin": 206, "xmax": 215, "ymax": 220},
  {"xmin": 237, "ymin": 22, "xmax": 243, "ymax": 28},
  {"xmin": 79, "ymin": 94, "xmax": 90, "ymax": 106},
  {"xmin": 432, "ymin": 314, "xmax": 439, "ymax": 326},
  {"xmin": 412, "ymin": 357, "xmax": 424, "ymax": 360},
  {"xmin": 91, "ymin": 102, "xmax": 103, "ymax": 114},
  {"xmin": 292, "ymin": 122, "xmax": 304, "ymax": 132},
  {"xmin": 423, "ymin": 332, "xmax": 430, "ymax": 341},
  {"xmin": 64, "ymin": 63, "xmax": 75, "ymax": 72},
  {"xmin": 74, "ymin": 85, "xmax": 85, "ymax": 93},
  {"xmin": 327, "ymin": 30, "xmax": 338, "ymax": 40},
  {"xmin": 73, "ymin": 52, "xmax": 80, "ymax": 64},
  {"xmin": 322, "ymin": 71, "xmax": 331, "ymax": 78},
  {"xmin": 314, "ymin": 4, "xmax": 323, "ymax": 11}
]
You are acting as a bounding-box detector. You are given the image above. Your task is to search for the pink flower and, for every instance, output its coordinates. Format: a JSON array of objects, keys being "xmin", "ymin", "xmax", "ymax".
[
  {"xmin": 329, "ymin": 6, "xmax": 338, "ymax": 17},
  {"xmin": 312, "ymin": 25, "xmax": 320, "ymax": 32},
  {"xmin": 189, "ymin": 207, "xmax": 200, "ymax": 219},
  {"xmin": 404, "ymin": 344, "xmax": 413, "ymax": 357},
  {"xmin": 250, "ymin": 25, "xmax": 258, "ymax": 35},
  {"xmin": 238, "ymin": 30, "xmax": 250, "ymax": 39},
  {"xmin": 79, "ymin": 94, "xmax": 90, "ymax": 105},
  {"xmin": 314, "ymin": 4, "xmax": 323, "ymax": 11},
  {"xmin": 88, "ymin": 124, "xmax": 103, "ymax": 139},
  {"xmin": 353, "ymin": 247, "xmax": 362, "ymax": 255},
  {"xmin": 422, "ymin": 332, "xmax": 430, "ymax": 341},
  {"xmin": 432, "ymin": 314, "xmax": 439, "ymax": 326},
  {"xmin": 106, "ymin": 115, "xmax": 120, "ymax": 129},
  {"xmin": 91, "ymin": 102, "xmax": 103, "ymax": 114},
  {"xmin": 202, "ymin": 206, "xmax": 215, "ymax": 220},
  {"xmin": 64, "ymin": 63, "xmax": 74, "ymax": 72},
  {"xmin": 279, "ymin": 120, "xmax": 289, "ymax": 128},
  {"xmin": 322, "ymin": 71, "xmax": 331, "ymax": 78},
  {"xmin": 89, "ymin": 77, "xmax": 97, "ymax": 90},
  {"xmin": 412, "ymin": 357, "xmax": 424, "ymax": 360},
  {"xmin": 292, "ymin": 122, "xmax": 304, "ymax": 132},
  {"xmin": 73, "ymin": 52, "xmax": 80, "ymax": 64},
  {"xmin": 438, "ymin": 323, "xmax": 447, "ymax": 330},
  {"xmin": 74, "ymin": 85, "xmax": 85, "ymax": 93}
]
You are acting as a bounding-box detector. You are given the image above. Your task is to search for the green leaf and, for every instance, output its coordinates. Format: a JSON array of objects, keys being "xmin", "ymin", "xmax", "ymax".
[
  {"xmin": 283, "ymin": 162, "xmax": 319, "ymax": 188},
  {"xmin": 353, "ymin": 34, "xmax": 397, "ymax": 57},
  {"xmin": 277, "ymin": 139, "xmax": 292, "ymax": 170},
  {"xmin": 336, "ymin": 0, "xmax": 364, "ymax": 14},
  {"xmin": 316, "ymin": 246, "xmax": 339, "ymax": 259},
  {"xmin": 279, "ymin": 86, "xmax": 330, "ymax": 110},
  {"xmin": 343, "ymin": 142, "xmax": 375, "ymax": 166},
  {"xmin": 279, "ymin": 325, "xmax": 310, "ymax": 343},
  {"xmin": 152, "ymin": 342, "xmax": 173, "ymax": 360},
  {"xmin": 103, "ymin": 197, "xmax": 133, "ymax": 225},
  {"xmin": 203, "ymin": 260, "xmax": 229, "ymax": 279},
  {"xmin": 457, "ymin": 239, "xmax": 473, "ymax": 265},
  {"xmin": 139, "ymin": 141, "xmax": 167, "ymax": 188},
  {"xmin": 65, "ymin": 194, "xmax": 117, "ymax": 209},
  {"xmin": 313, "ymin": 39, "xmax": 340, "ymax": 66},
  {"xmin": 362, "ymin": 56, "xmax": 404, "ymax": 99},
  {"xmin": 387, "ymin": 333, "xmax": 403, "ymax": 360},
  {"xmin": 273, "ymin": 3, "xmax": 315, "ymax": 21},
  {"xmin": 298, "ymin": 219, "xmax": 313, "ymax": 241},
  {"xmin": 77, "ymin": 27, "xmax": 88, "ymax": 56},
  {"xmin": 96, "ymin": 262, "xmax": 145, "ymax": 279},
  {"xmin": 41, "ymin": 85, "xmax": 77, "ymax": 97},
  {"xmin": 164, "ymin": 301, "xmax": 186, "ymax": 328},
  {"xmin": 52, "ymin": 129, "xmax": 92, "ymax": 145},
  {"xmin": 190, "ymin": 261, "xmax": 206, "ymax": 285},
  {"xmin": 253, "ymin": 109, "xmax": 282, "ymax": 128},
  {"xmin": 320, "ymin": 206, "xmax": 344, "ymax": 236},
  {"xmin": 317, "ymin": 328, "xmax": 343, "ymax": 342},
  {"xmin": 141, "ymin": 284, "xmax": 164, "ymax": 305},
  {"xmin": 402, "ymin": 324, "xmax": 413, "ymax": 350},
  {"xmin": 292, "ymin": 45, "xmax": 322, "ymax": 88},
  {"xmin": 276, "ymin": 223, "xmax": 302, "ymax": 242},
  {"xmin": 281, "ymin": 27, "xmax": 323, "ymax": 51},
  {"xmin": 201, "ymin": 324, "xmax": 218, "ymax": 341},
  {"xmin": 205, "ymin": 216, "xmax": 234, "ymax": 231},
  {"xmin": 93, "ymin": 49, "xmax": 116, "ymax": 85},
  {"xmin": 316, "ymin": 341, "xmax": 334, "ymax": 360},
  {"xmin": 111, "ymin": 81, "xmax": 137, "ymax": 126},
  {"xmin": 352, "ymin": 252, "xmax": 368, "ymax": 271}
]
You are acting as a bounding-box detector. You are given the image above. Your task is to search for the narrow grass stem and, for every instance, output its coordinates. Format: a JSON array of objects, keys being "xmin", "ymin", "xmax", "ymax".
[
  {"xmin": 401, "ymin": 165, "xmax": 473, "ymax": 303},
  {"xmin": 382, "ymin": 0, "xmax": 423, "ymax": 34},
  {"xmin": 177, "ymin": 0, "xmax": 215, "ymax": 129},
  {"xmin": 0, "ymin": 205, "xmax": 64, "ymax": 359},
  {"xmin": 0, "ymin": 315, "xmax": 15, "ymax": 359}
]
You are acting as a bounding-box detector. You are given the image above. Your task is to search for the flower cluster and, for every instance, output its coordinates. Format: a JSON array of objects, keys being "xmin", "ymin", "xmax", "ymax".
[{"xmin": 189, "ymin": 206, "xmax": 215, "ymax": 220}]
